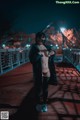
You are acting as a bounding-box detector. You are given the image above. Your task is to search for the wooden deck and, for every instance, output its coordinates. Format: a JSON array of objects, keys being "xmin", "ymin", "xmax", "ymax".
[{"xmin": 0, "ymin": 62, "xmax": 80, "ymax": 120}]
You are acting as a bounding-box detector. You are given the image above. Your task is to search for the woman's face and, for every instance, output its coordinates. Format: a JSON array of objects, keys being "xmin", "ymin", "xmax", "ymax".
[
  {"xmin": 36, "ymin": 38, "xmax": 43, "ymax": 45},
  {"xmin": 41, "ymin": 35, "xmax": 46, "ymax": 41}
]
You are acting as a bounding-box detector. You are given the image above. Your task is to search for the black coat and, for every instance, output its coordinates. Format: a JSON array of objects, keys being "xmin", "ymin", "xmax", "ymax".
[
  {"xmin": 29, "ymin": 43, "xmax": 57, "ymax": 84},
  {"xmin": 29, "ymin": 43, "xmax": 43, "ymax": 81}
]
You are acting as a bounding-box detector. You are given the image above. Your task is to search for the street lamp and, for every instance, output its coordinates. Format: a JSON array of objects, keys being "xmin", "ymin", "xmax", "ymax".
[
  {"xmin": 2, "ymin": 44, "xmax": 6, "ymax": 48},
  {"xmin": 60, "ymin": 27, "xmax": 66, "ymax": 33}
]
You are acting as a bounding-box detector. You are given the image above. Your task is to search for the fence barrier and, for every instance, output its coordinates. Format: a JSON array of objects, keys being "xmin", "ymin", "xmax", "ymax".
[
  {"xmin": 63, "ymin": 48, "xmax": 80, "ymax": 72},
  {"xmin": 0, "ymin": 48, "xmax": 30, "ymax": 75}
]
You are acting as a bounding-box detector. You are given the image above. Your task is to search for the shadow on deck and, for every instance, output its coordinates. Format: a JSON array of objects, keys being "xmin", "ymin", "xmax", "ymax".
[{"xmin": 0, "ymin": 62, "xmax": 80, "ymax": 120}]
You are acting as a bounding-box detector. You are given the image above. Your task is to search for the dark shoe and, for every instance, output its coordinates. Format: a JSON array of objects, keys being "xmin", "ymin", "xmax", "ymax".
[
  {"xmin": 41, "ymin": 104, "xmax": 48, "ymax": 112},
  {"xmin": 36, "ymin": 104, "xmax": 42, "ymax": 112},
  {"xmin": 36, "ymin": 104, "xmax": 48, "ymax": 112}
]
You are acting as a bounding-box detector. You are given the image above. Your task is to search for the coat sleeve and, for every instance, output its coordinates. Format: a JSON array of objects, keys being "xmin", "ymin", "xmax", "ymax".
[{"xmin": 29, "ymin": 44, "xmax": 42, "ymax": 64}]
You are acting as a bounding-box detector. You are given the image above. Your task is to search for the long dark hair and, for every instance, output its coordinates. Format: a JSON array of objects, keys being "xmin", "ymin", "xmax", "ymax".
[{"xmin": 35, "ymin": 32, "xmax": 46, "ymax": 44}]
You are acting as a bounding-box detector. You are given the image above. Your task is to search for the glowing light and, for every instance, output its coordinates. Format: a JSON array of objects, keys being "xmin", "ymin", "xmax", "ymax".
[
  {"xmin": 56, "ymin": 44, "xmax": 58, "ymax": 47},
  {"xmin": 2, "ymin": 44, "xmax": 6, "ymax": 48},
  {"xmin": 46, "ymin": 25, "xmax": 50, "ymax": 28},
  {"xmin": 26, "ymin": 44, "xmax": 31, "ymax": 48},
  {"xmin": 57, "ymin": 46, "xmax": 59, "ymax": 49},
  {"xmin": 50, "ymin": 44, "xmax": 53, "ymax": 46},
  {"xmin": 60, "ymin": 27, "xmax": 66, "ymax": 33}
]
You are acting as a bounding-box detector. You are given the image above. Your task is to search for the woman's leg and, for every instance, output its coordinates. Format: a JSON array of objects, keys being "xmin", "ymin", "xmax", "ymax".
[{"xmin": 42, "ymin": 77, "xmax": 49, "ymax": 104}]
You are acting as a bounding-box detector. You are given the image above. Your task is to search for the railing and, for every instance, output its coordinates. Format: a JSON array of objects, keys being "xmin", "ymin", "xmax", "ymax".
[
  {"xmin": 0, "ymin": 48, "xmax": 30, "ymax": 75},
  {"xmin": 63, "ymin": 48, "xmax": 80, "ymax": 72}
]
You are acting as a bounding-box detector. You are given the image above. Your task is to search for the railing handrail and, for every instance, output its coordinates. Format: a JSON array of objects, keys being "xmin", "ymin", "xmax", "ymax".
[
  {"xmin": 0, "ymin": 48, "xmax": 29, "ymax": 52},
  {"xmin": 0, "ymin": 48, "xmax": 30, "ymax": 75},
  {"xmin": 63, "ymin": 48, "xmax": 80, "ymax": 72},
  {"xmin": 63, "ymin": 48, "xmax": 80, "ymax": 51}
]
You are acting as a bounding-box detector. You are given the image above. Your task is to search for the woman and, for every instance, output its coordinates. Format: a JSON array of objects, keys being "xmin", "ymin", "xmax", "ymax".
[{"xmin": 29, "ymin": 32, "xmax": 50, "ymax": 112}]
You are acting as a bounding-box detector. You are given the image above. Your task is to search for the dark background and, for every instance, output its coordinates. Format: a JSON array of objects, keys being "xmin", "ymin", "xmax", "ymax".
[{"xmin": 0, "ymin": 0, "xmax": 80, "ymax": 34}]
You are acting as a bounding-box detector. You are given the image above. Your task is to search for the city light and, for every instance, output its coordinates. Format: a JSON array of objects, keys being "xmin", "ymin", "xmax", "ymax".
[
  {"xmin": 55, "ymin": 44, "xmax": 58, "ymax": 47},
  {"xmin": 26, "ymin": 44, "xmax": 31, "ymax": 48},
  {"xmin": 2, "ymin": 44, "xmax": 6, "ymax": 48},
  {"xmin": 60, "ymin": 27, "xmax": 66, "ymax": 33},
  {"xmin": 50, "ymin": 44, "xmax": 53, "ymax": 46}
]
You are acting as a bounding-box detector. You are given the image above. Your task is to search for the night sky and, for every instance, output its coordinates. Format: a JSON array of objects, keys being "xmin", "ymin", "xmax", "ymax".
[{"xmin": 0, "ymin": 0, "xmax": 80, "ymax": 34}]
